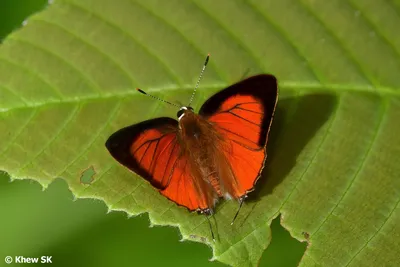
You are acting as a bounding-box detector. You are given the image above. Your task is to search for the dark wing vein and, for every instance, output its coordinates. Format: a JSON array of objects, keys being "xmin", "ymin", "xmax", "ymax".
[
  {"xmin": 148, "ymin": 139, "xmax": 161, "ymax": 175},
  {"xmin": 162, "ymin": 141, "xmax": 178, "ymax": 187},
  {"xmin": 215, "ymin": 125, "xmax": 260, "ymax": 147},
  {"xmin": 138, "ymin": 142, "xmax": 151, "ymax": 164},
  {"xmin": 133, "ymin": 137, "xmax": 156, "ymax": 155},
  {"xmin": 224, "ymin": 110, "xmax": 262, "ymax": 127},
  {"xmin": 231, "ymin": 139, "xmax": 262, "ymax": 151},
  {"xmin": 211, "ymin": 100, "xmax": 265, "ymax": 150},
  {"xmin": 132, "ymin": 132, "xmax": 171, "ymax": 157},
  {"xmin": 175, "ymin": 160, "xmax": 188, "ymax": 199},
  {"xmin": 232, "ymin": 101, "xmax": 258, "ymax": 106},
  {"xmin": 234, "ymin": 106, "xmax": 263, "ymax": 114}
]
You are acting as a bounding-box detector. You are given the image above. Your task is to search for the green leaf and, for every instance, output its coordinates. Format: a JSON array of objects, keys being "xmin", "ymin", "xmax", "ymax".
[{"xmin": 1, "ymin": 0, "xmax": 399, "ymax": 266}]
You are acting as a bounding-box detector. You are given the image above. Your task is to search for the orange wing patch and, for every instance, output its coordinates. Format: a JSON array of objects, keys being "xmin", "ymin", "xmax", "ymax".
[
  {"xmin": 130, "ymin": 129, "xmax": 179, "ymax": 189},
  {"xmin": 160, "ymin": 160, "xmax": 210, "ymax": 211},
  {"xmin": 209, "ymin": 95, "xmax": 265, "ymax": 151},
  {"xmin": 207, "ymin": 95, "xmax": 268, "ymax": 196},
  {"xmin": 226, "ymin": 138, "xmax": 266, "ymax": 194},
  {"xmin": 130, "ymin": 129, "xmax": 210, "ymax": 211}
]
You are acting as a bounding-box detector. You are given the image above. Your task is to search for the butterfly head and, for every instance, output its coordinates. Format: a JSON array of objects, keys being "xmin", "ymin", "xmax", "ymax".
[{"xmin": 177, "ymin": 106, "xmax": 194, "ymax": 121}]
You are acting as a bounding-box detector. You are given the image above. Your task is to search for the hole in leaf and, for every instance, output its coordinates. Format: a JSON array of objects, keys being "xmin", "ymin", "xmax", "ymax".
[
  {"xmin": 80, "ymin": 166, "xmax": 96, "ymax": 185},
  {"xmin": 259, "ymin": 215, "xmax": 307, "ymax": 266}
]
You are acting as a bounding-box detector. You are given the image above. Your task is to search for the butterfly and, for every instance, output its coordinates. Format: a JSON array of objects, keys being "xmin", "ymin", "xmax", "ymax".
[{"xmin": 106, "ymin": 55, "xmax": 278, "ymax": 236}]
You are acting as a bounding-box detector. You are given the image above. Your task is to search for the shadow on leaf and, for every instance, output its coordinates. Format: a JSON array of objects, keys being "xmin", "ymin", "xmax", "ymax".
[{"xmin": 248, "ymin": 92, "xmax": 337, "ymax": 201}]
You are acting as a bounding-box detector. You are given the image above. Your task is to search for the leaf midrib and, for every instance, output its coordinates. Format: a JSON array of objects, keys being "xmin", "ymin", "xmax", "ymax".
[{"xmin": 1, "ymin": 82, "xmax": 398, "ymax": 113}]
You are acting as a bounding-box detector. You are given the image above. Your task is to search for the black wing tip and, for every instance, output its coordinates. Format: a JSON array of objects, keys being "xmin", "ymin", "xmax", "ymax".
[
  {"xmin": 105, "ymin": 134, "xmax": 119, "ymax": 152},
  {"xmin": 199, "ymin": 73, "xmax": 278, "ymax": 116},
  {"xmin": 244, "ymin": 73, "xmax": 278, "ymax": 85}
]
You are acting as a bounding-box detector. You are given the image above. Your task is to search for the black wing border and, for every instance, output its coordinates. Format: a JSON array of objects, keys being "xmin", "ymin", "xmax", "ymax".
[{"xmin": 105, "ymin": 117, "xmax": 179, "ymax": 189}]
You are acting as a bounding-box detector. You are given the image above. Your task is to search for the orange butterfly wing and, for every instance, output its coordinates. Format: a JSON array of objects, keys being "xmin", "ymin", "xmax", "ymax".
[
  {"xmin": 199, "ymin": 74, "xmax": 278, "ymax": 198},
  {"xmin": 106, "ymin": 118, "xmax": 209, "ymax": 211}
]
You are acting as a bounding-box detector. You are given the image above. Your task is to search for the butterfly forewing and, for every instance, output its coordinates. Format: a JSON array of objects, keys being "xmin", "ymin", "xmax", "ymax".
[
  {"xmin": 106, "ymin": 117, "xmax": 211, "ymax": 211},
  {"xmin": 106, "ymin": 118, "xmax": 177, "ymax": 188}
]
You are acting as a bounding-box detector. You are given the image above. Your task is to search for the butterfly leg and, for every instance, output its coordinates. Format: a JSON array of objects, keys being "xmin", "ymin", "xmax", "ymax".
[
  {"xmin": 231, "ymin": 194, "xmax": 248, "ymax": 225},
  {"xmin": 200, "ymin": 208, "xmax": 215, "ymax": 242}
]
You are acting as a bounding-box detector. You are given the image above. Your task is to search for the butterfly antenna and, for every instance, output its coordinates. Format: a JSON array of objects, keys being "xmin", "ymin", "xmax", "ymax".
[
  {"xmin": 136, "ymin": 88, "xmax": 180, "ymax": 108},
  {"xmin": 188, "ymin": 53, "xmax": 210, "ymax": 106},
  {"xmin": 206, "ymin": 215, "xmax": 215, "ymax": 242},
  {"xmin": 231, "ymin": 196, "xmax": 246, "ymax": 225}
]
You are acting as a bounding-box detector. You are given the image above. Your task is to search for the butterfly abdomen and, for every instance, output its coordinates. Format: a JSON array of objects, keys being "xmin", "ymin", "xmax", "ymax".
[{"xmin": 179, "ymin": 111, "xmax": 243, "ymax": 206}]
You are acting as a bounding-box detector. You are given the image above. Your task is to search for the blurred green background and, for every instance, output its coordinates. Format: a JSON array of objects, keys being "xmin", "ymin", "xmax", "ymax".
[{"xmin": 0, "ymin": 1, "xmax": 306, "ymax": 266}]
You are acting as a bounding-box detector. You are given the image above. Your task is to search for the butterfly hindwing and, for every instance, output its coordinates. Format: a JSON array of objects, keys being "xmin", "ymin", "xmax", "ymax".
[
  {"xmin": 199, "ymin": 74, "xmax": 278, "ymax": 196},
  {"xmin": 105, "ymin": 117, "xmax": 209, "ymax": 211}
]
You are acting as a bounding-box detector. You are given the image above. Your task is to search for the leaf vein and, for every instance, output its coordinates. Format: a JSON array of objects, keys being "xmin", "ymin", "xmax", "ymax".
[
  {"xmin": 310, "ymin": 98, "xmax": 388, "ymax": 238},
  {"xmin": 0, "ymin": 109, "xmax": 39, "ymax": 157},
  {"xmin": 192, "ymin": 0, "xmax": 265, "ymax": 72},
  {"xmin": 0, "ymin": 56, "xmax": 64, "ymax": 99},
  {"xmin": 132, "ymin": 0, "xmax": 227, "ymax": 81},
  {"xmin": 297, "ymin": 0, "xmax": 378, "ymax": 88},
  {"xmin": 347, "ymin": 0, "xmax": 400, "ymax": 62},
  {"xmin": 345, "ymin": 196, "xmax": 400, "ymax": 266},
  {"xmin": 55, "ymin": 100, "xmax": 122, "ymax": 178},
  {"xmin": 278, "ymin": 96, "xmax": 339, "ymax": 211},
  {"xmin": 1, "ymin": 82, "xmax": 398, "ymax": 113},
  {"xmin": 63, "ymin": 1, "xmax": 183, "ymax": 86},
  {"xmin": 246, "ymin": 1, "xmax": 323, "ymax": 83},
  {"xmin": 32, "ymin": 18, "xmax": 140, "ymax": 86},
  {"xmin": 15, "ymin": 104, "xmax": 81, "ymax": 176},
  {"xmin": 8, "ymin": 37, "xmax": 103, "ymax": 96}
]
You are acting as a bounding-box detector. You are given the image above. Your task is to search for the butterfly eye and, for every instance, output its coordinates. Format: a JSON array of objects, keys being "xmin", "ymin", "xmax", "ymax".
[{"xmin": 177, "ymin": 109, "xmax": 184, "ymax": 119}]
